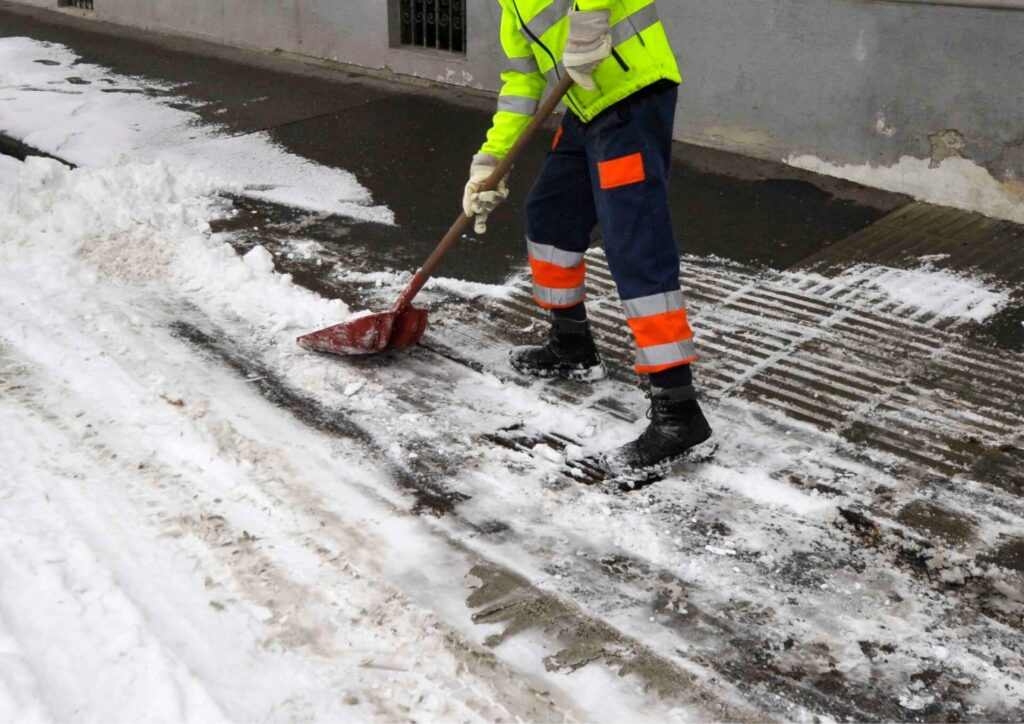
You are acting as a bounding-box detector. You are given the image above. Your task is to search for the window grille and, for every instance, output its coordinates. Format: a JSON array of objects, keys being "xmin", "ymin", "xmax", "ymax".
[
  {"xmin": 398, "ymin": 0, "xmax": 465, "ymax": 54},
  {"xmin": 60, "ymin": 0, "xmax": 94, "ymax": 9}
]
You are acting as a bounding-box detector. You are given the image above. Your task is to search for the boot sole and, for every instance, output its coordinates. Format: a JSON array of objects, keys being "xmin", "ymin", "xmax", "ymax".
[
  {"xmin": 603, "ymin": 435, "xmax": 718, "ymax": 485},
  {"xmin": 508, "ymin": 354, "xmax": 608, "ymax": 384}
]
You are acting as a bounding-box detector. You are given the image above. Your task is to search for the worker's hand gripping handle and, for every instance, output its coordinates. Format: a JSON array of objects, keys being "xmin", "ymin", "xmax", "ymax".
[{"xmin": 395, "ymin": 75, "xmax": 576, "ymax": 310}]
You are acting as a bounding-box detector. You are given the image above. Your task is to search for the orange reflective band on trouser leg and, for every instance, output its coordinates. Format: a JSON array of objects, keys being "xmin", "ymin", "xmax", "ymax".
[
  {"xmin": 528, "ymin": 239, "xmax": 587, "ymax": 309},
  {"xmin": 622, "ymin": 291, "xmax": 699, "ymax": 374},
  {"xmin": 552, "ymin": 126, "xmax": 564, "ymax": 151},
  {"xmin": 626, "ymin": 309, "xmax": 694, "ymax": 349},
  {"xmin": 529, "ymin": 256, "xmax": 587, "ymax": 290},
  {"xmin": 597, "ymin": 152, "xmax": 646, "ymax": 190}
]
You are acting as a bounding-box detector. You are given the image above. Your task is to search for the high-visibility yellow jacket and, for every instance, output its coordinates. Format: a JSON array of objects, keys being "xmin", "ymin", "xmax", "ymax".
[{"xmin": 481, "ymin": 0, "xmax": 681, "ymax": 159}]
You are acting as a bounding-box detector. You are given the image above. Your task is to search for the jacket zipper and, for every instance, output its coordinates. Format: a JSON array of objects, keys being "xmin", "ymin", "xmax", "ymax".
[
  {"xmin": 510, "ymin": 0, "xmax": 584, "ymax": 117},
  {"xmin": 611, "ymin": 48, "xmax": 630, "ymax": 72}
]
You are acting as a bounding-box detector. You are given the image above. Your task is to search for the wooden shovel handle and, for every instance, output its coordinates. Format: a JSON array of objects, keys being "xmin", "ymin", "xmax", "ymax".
[{"xmin": 396, "ymin": 75, "xmax": 576, "ymax": 308}]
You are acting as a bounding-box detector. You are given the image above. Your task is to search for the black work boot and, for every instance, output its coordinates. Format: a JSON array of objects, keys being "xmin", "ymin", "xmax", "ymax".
[
  {"xmin": 606, "ymin": 384, "xmax": 714, "ymax": 472},
  {"xmin": 509, "ymin": 318, "xmax": 607, "ymax": 383}
]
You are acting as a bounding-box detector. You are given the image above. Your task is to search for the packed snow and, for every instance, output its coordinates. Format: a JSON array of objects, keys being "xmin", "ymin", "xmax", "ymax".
[{"xmin": 788, "ymin": 153, "xmax": 1024, "ymax": 225}]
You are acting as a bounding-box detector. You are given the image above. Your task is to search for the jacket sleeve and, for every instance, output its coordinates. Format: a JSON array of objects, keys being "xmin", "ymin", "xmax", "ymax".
[{"xmin": 479, "ymin": 1, "xmax": 548, "ymax": 159}]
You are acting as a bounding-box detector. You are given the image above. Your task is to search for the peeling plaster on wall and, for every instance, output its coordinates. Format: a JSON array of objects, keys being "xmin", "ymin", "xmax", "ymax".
[
  {"xmin": 787, "ymin": 153, "xmax": 1024, "ymax": 224},
  {"xmin": 929, "ymin": 130, "xmax": 967, "ymax": 166},
  {"xmin": 875, "ymin": 116, "xmax": 897, "ymax": 139}
]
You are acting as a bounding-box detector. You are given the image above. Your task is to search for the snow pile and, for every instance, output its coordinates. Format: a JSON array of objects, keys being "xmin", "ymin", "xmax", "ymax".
[
  {"xmin": 0, "ymin": 36, "xmax": 392, "ymax": 223},
  {"xmin": 334, "ymin": 268, "xmax": 515, "ymax": 301},
  {"xmin": 0, "ymin": 154, "xmax": 20, "ymax": 191},
  {"xmin": 789, "ymin": 262, "xmax": 1011, "ymax": 324},
  {"xmin": 0, "ymin": 156, "xmax": 349, "ymax": 337},
  {"xmin": 0, "ymin": 151, "xmax": 684, "ymax": 723},
  {"xmin": 787, "ymin": 154, "xmax": 1024, "ymax": 225}
]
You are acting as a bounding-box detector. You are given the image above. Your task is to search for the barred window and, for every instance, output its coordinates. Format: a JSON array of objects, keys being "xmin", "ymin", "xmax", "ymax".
[
  {"xmin": 59, "ymin": 0, "xmax": 94, "ymax": 9},
  {"xmin": 396, "ymin": 0, "xmax": 466, "ymax": 54}
]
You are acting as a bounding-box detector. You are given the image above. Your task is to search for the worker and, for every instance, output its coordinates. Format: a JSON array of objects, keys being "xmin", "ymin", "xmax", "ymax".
[{"xmin": 463, "ymin": 0, "xmax": 712, "ymax": 472}]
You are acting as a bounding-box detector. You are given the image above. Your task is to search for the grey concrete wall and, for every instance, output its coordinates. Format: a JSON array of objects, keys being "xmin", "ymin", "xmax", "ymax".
[{"xmin": 20, "ymin": 0, "xmax": 1024, "ymax": 180}]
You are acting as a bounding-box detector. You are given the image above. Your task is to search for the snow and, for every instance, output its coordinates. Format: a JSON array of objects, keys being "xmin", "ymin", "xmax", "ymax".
[
  {"xmin": 0, "ymin": 154, "xmax": 20, "ymax": 190},
  {"xmin": 0, "ymin": 149, "xmax": 697, "ymax": 722},
  {"xmin": 785, "ymin": 262, "xmax": 1011, "ymax": 324},
  {"xmin": 334, "ymin": 268, "xmax": 516, "ymax": 301},
  {"xmin": 787, "ymin": 153, "xmax": 1024, "ymax": 225},
  {"xmin": 2, "ymin": 156, "xmax": 349, "ymax": 340},
  {"xmin": 2, "ymin": 33, "xmax": 1023, "ymax": 722},
  {"xmin": 2, "ymin": 152, "xmax": 1021, "ymax": 719},
  {"xmin": 0, "ymin": 36, "xmax": 392, "ymax": 223}
]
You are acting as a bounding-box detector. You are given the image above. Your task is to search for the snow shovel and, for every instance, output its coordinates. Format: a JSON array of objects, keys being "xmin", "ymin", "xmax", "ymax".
[{"xmin": 297, "ymin": 75, "xmax": 575, "ymax": 356}]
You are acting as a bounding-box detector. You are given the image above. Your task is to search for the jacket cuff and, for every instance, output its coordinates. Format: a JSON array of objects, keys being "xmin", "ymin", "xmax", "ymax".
[{"xmin": 472, "ymin": 153, "xmax": 500, "ymax": 168}]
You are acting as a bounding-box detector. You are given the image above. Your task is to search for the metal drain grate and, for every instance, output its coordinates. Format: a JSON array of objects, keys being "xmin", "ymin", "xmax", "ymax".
[
  {"xmin": 60, "ymin": 0, "xmax": 93, "ymax": 9},
  {"xmin": 397, "ymin": 0, "xmax": 465, "ymax": 53}
]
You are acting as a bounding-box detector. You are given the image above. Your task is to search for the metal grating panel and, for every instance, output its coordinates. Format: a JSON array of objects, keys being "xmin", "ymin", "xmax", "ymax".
[
  {"xmin": 797, "ymin": 200, "xmax": 1024, "ymax": 286},
  {"xmin": 60, "ymin": 0, "xmax": 93, "ymax": 9},
  {"xmin": 398, "ymin": 0, "xmax": 465, "ymax": 53}
]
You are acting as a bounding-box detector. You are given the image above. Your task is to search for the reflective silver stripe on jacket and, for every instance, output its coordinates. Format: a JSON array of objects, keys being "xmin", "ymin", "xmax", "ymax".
[
  {"xmin": 518, "ymin": 0, "xmax": 574, "ymax": 43},
  {"xmin": 609, "ymin": 4, "xmax": 661, "ymax": 47},
  {"xmin": 635, "ymin": 338, "xmax": 698, "ymax": 368},
  {"xmin": 622, "ymin": 289, "xmax": 685, "ymax": 319},
  {"xmin": 527, "ymin": 239, "xmax": 585, "ymax": 269},
  {"xmin": 534, "ymin": 283, "xmax": 586, "ymax": 307},
  {"xmin": 497, "ymin": 94, "xmax": 540, "ymax": 116},
  {"xmin": 504, "ymin": 55, "xmax": 540, "ymax": 74}
]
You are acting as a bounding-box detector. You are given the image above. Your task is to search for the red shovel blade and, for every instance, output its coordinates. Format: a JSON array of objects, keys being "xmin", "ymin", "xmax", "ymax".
[{"xmin": 296, "ymin": 305, "xmax": 428, "ymax": 356}]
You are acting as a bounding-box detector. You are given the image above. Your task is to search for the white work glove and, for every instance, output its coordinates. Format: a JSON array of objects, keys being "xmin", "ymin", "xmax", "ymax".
[
  {"xmin": 462, "ymin": 153, "xmax": 509, "ymax": 234},
  {"xmin": 563, "ymin": 9, "xmax": 612, "ymax": 91}
]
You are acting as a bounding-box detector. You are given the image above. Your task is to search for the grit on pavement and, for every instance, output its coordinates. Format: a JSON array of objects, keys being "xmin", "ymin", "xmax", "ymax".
[{"xmin": 1, "ymin": 2, "xmax": 1022, "ymax": 721}]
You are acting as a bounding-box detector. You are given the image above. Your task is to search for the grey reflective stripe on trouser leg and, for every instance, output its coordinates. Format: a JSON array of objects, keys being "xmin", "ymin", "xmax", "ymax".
[
  {"xmin": 518, "ymin": 0, "xmax": 574, "ymax": 43},
  {"xmin": 609, "ymin": 3, "xmax": 661, "ymax": 47},
  {"xmin": 636, "ymin": 339, "xmax": 698, "ymax": 369},
  {"xmin": 497, "ymin": 94, "xmax": 540, "ymax": 116},
  {"xmin": 504, "ymin": 55, "xmax": 540, "ymax": 74},
  {"xmin": 621, "ymin": 289, "xmax": 686, "ymax": 319},
  {"xmin": 527, "ymin": 239, "xmax": 585, "ymax": 269},
  {"xmin": 534, "ymin": 284, "xmax": 586, "ymax": 307}
]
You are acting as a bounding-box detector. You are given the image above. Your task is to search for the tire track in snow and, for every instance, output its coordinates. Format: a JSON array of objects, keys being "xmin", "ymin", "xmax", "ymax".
[{"xmin": 0, "ymin": 340, "xmax": 577, "ymax": 723}]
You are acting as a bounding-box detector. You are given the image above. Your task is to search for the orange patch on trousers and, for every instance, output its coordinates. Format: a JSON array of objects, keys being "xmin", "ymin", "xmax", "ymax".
[{"xmin": 597, "ymin": 152, "xmax": 645, "ymax": 190}]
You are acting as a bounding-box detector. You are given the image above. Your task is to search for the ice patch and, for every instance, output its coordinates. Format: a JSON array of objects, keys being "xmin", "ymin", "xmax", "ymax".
[{"xmin": 786, "ymin": 153, "xmax": 1024, "ymax": 225}]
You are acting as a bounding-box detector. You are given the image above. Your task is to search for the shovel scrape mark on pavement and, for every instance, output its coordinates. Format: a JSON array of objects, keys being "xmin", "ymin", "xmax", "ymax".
[{"xmin": 168, "ymin": 320, "xmax": 468, "ymax": 517}]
